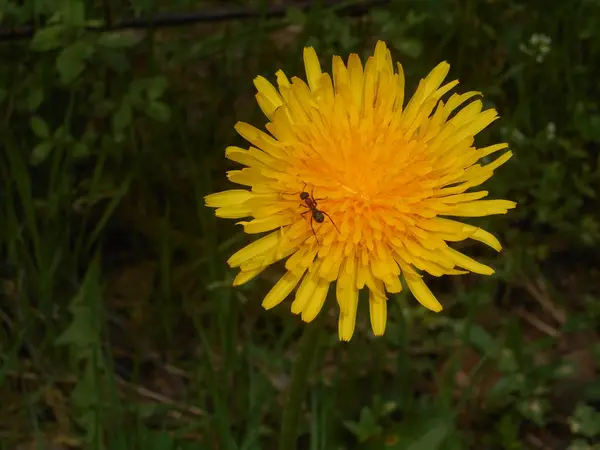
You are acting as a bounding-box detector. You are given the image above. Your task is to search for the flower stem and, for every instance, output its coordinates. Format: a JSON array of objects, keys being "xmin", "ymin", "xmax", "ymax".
[{"xmin": 278, "ymin": 317, "xmax": 323, "ymax": 450}]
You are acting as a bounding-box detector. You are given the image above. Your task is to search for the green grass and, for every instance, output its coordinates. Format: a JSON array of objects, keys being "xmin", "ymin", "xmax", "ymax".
[{"xmin": 1, "ymin": 0, "xmax": 600, "ymax": 448}]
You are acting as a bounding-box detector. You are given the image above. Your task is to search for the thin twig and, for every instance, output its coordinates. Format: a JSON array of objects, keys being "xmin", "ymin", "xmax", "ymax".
[
  {"xmin": 515, "ymin": 308, "xmax": 560, "ymax": 337},
  {"xmin": 5, "ymin": 369, "xmax": 205, "ymax": 417},
  {"xmin": 523, "ymin": 276, "xmax": 566, "ymax": 325},
  {"xmin": 0, "ymin": 0, "xmax": 391, "ymax": 42},
  {"xmin": 115, "ymin": 376, "xmax": 206, "ymax": 417},
  {"xmin": 525, "ymin": 433, "xmax": 546, "ymax": 449}
]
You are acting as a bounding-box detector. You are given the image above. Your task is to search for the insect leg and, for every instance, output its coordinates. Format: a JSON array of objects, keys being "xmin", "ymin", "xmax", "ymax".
[
  {"xmin": 310, "ymin": 188, "xmax": 319, "ymax": 208},
  {"xmin": 310, "ymin": 217, "xmax": 319, "ymax": 245},
  {"xmin": 322, "ymin": 212, "xmax": 340, "ymax": 233},
  {"xmin": 290, "ymin": 182, "xmax": 308, "ymax": 197}
]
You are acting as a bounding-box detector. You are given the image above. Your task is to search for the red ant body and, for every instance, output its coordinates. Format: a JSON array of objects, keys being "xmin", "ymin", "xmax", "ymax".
[{"xmin": 297, "ymin": 182, "xmax": 339, "ymax": 243}]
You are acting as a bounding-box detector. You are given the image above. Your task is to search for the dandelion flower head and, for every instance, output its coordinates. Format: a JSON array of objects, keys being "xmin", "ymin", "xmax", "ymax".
[{"xmin": 205, "ymin": 41, "xmax": 515, "ymax": 341}]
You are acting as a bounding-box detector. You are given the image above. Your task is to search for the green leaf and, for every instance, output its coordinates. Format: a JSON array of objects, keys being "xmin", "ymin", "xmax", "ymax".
[
  {"xmin": 56, "ymin": 41, "xmax": 94, "ymax": 84},
  {"xmin": 55, "ymin": 259, "xmax": 102, "ymax": 352},
  {"xmin": 406, "ymin": 424, "xmax": 449, "ymax": 450},
  {"xmin": 112, "ymin": 101, "xmax": 132, "ymax": 132},
  {"xmin": 55, "ymin": 305, "xmax": 97, "ymax": 349},
  {"xmin": 460, "ymin": 323, "xmax": 499, "ymax": 356},
  {"xmin": 71, "ymin": 360, "xmax": 98, "ymax": 409},
  {"xmin": 147, "ymin": 76, "xmax": 168, "ymax": 100},
  {"xmin": 60, "ymin": 0, "xmax": 85, "ymax": 26},
  {"xmin": 27, "ymin": 87, "xmax": 44, "ymax": 111},
  {"xmin": 99, "ymin": 50, "xmax": 131, "ymax": 73},
  {"xmin": 72, "ymin": 142, "xmax": 90, "ymax": 158},
  {"xmin": 286, "ymin": 7, "xmax": 306, "ymax": 25},
  {"xmin": 146, "ymin": 101, "xmax": 171, "ymax": 122},
  {"xmin": 97, "ymin": 30, "xmax": 143, "ymax": 49},
  {"xmin": 140, "ymin": 430, "xmax": 178, "ymax": 450},
  {"xmin": 30, "ymin": 116, "xmax": 50, "ymax": 139},
  {"xmin": 393, "ymin": 38, "xmax": 423, "ymax": 58},
  {"xmin": 30, "ymin": 26, "xmax": 64, "ymax": 52},
  {"xmin": 31, "ymin": 141, "xmax": 54, "ymax": 165},
  {"xmin": 370, "ymin": 8, "xmax": 392, "ymax": 25},
  {"xmin": 343, "ymin": 407, "xmax": 382, "ymax": 443},
  {"xmin": 571, "ymin": 403, "xmax": 600, "ymax": 438}
]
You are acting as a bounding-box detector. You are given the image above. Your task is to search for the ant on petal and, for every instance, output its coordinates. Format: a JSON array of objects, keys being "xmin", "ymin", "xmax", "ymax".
[{"xmin": 297, "ymin": 182, "xmax": 339, "ymax": 244}]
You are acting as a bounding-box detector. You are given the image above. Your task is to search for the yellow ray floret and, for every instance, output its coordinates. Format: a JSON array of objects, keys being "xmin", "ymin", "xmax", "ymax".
[{"xmin": 204, "ymin": 41, "xmax": 516, "ymax": 341}]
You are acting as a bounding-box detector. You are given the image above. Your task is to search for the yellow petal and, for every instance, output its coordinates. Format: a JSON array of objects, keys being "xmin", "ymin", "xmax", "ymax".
[
  {"xmin": 275, "ymin": 69, "xmax": 291, "ymax": 89},
  {"xmin": 433, "ymin": 79, "xmax": 459, "ymax": 100},
  {"xmin": 347, "ymin": 53, "xmax": 364, "ymax": 109},
  {"xmin": 205, "ymin": 190, "xmax": 253, "ymax": 208},
  {"xmin": 394, "ymin": 62, "xmax": 405, "ymax": 112},
  {"xmin": 301, "ymin": 277, "xmax": 330, "ymax": 322},
  {"xmin": 383, "ymin": 275, "xmax": 403, "ymax": 293},
  {"xmin": 444, "ymin": 199, "xmax": 517, "ymax": 217},
  {"xmin": 254, "ymin": 76, "xmax": 283, "ymax": 111},
  {"xmin": 237, "ymin": 215, "xmax": 295, "ymax": 234},
  {"xmin": 336, "ymin": 256, "xmax": 358, "ymax": 317},
  {"xmin": 291, "ymin": 261, "xmax": 322, "ymax": 314},
  {"xmin": 470, "ymin": 228, "xmax": 502, "ymax": 252},
  {"xmin": 233, "ymin": 267, "xmax": 266, "ymax": 286},
  {"xmin": 303, "ymin": 46, "xmax": 322, "ymax": 92},
  {"xmin": 479, "ymin": 142, "xmax": 508, "ymax": 158},
  {"xmin": 437, "ymin": 191, "xmax": 488, "ymax": 204},
  {"xmin": 215, "ymin": 206, "xmax": 252, "ymax": 219},
  {"xmin": 226, "ymin": 168, "xmax": 269, "ymax": 187},
  {"xmin": 263, "ymin": 270, "xmax": 305, "ymax": 310},
  {"xmin": 443, "ymin": 247, "xmax": 494, "ymax": 275},
  {"xmin": 225, "ymin": 146, "xmax": 268, "ymax": 169},
  {"xmin": 337, "ymin": 285, "xmax": 359, "ymax": 342},
  {"xmin": 227, "ymin": 232, "xmax": 279, "ymax": 268},
  {"xmin": 483, "ymin": 150, "xmax": 513, "ymax": 172},
  {"xmin": 404, "ymin": 275, "xmax": 443, "ymax": 312},
  {"xmin": 423, "ymin": 61, "xmax": 450, "ymax": 98},
  {"xmin": 369, "ymin": 285, "xmax": 387, "ymax": 336}
]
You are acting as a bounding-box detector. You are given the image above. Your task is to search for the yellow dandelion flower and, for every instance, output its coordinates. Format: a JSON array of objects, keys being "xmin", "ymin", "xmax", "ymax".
[{"xmin": 205, "ymin": 41, "xmax": 516, "ymax": 341}]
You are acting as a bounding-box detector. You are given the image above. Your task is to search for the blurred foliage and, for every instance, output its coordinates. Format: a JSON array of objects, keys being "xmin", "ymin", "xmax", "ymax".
[{"xmin": 0, "ymin": 0, "xmax": 599, "ymax": 448}]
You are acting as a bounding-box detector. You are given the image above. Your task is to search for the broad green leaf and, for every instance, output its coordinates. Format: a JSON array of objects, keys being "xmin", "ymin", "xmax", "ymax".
[
  {"xmin": 54, "ymin": 304, "xmax": 97, "ymax": 349},
  {"xmin": 27, "ymin": 87, "xmax": 44, "ymax": 111},
  {"xmin": 72, "ymin": 142, "xmax": 90, "ymax": 158},
  {"xmin": 147, "ymin": 76, "xmax": 168, "ymax": 100},
  {"xmin": 406, "ymin": 424, "xmax": 449, "ymax": 450},
  {"xmin": 30, "ymin": 116, "xmax": 50, "ymax": 139},
  {"xmin": 30, "ymin": 26, "xmax": 64, "ymax": 52},
  {"xmin": 571, "ymin": 403, "xmax": 600, "ymax": 438},
  {"xmin": 112, "ymin": 101, "xmax": 132, "ymax": 132},
  {"xmin": 55, "ymin": 258, "xmax": 102, "ymax": 350},
  {"xmin": 31, "ymin": 141, "xmax": 53, "ymax": 165},
  {"xmin": 146, "ymin": 101, "xmax": 171, "ymax": 122},
  {"xmin": 393, "ymin": 38, "xmax": 423, "ymax": 58},
  {"xmin": 60, "ymin": 0, "xmax": 85, "ymax": 26},
  {"xmin": 56, "ymin": 41, "xmax": 94, "ymax": 84},
  {"xmin": 99, "ymin": 50, "xmax": 131, "ymax": 73},
  {"xmin": 456, "ymin": 322, "xmax": 499, "ymax": 356},
  {"xmin": 286, "ymin": 7, "xmax": 306, "ymax": 25},
  {"xmin": 70, "ymin": 360, "xmax": 97, "ymax": 408}
]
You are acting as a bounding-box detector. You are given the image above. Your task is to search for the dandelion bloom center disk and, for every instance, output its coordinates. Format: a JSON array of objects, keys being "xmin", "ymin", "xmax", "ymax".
[{"xmin": 205, "ymin": 41, "xmax": 516, "ymax": 341}]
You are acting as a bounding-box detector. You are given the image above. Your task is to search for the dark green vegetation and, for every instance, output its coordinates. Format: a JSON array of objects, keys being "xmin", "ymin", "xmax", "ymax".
[{"xmin": 1, "ymin": 0, "xmax": 600, "ymax": 448}]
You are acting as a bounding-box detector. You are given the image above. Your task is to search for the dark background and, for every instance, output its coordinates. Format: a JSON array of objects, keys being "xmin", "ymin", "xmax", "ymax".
[{"xmin": 1, "ymin": 0, "xmax": 599, "ymax": 448}]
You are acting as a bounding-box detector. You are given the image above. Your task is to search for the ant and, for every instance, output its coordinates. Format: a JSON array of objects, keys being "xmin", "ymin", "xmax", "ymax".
[{"xmin": 297, "ymin": 182, "xmax": 339, "ymax": 244}]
